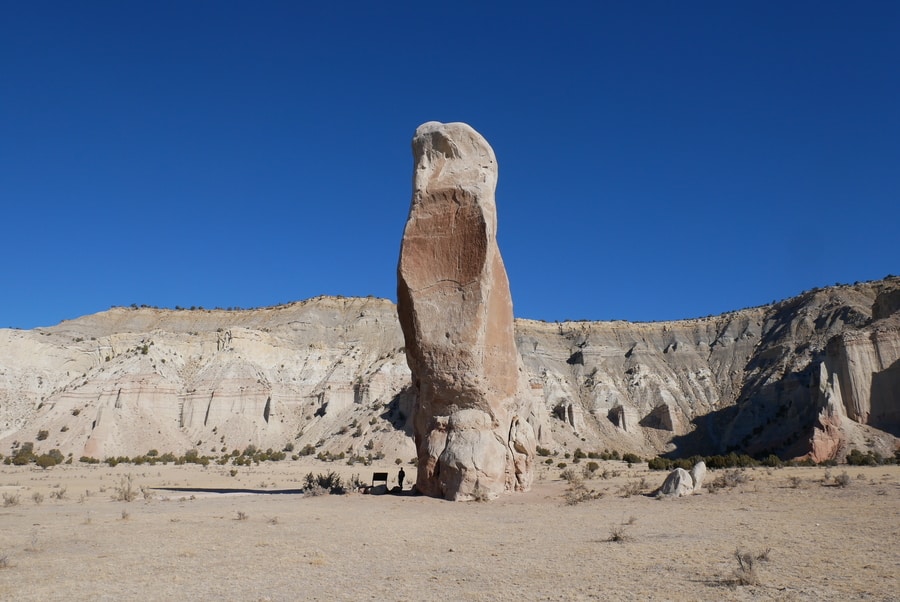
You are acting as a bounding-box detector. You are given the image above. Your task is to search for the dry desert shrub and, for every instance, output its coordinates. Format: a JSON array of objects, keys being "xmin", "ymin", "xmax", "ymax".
[
  {"xmin": 303, "ymin": 471, "xmax": 345, "ymax": 495},
  {"xmin": 235, "ymin": 511, "xmax": 249, "ymax": 521},
  {"xmin": 618, "ymin": 477, "xmax": 648, "ymax": 498},
  {"xmin": 834, "ymin": 471, "xmax": 851, "ymax": 488},
  {"xmin": 600, "ymin": 468, "xmax": 621, "ymax": 480},
  {"xmin": 733, "ymin": 548, "xmax": 759, "ymax": 585},
  {"xmin": 788, "ymin": 475, "xmax": 802, "ymax": 489},
  {"xmin": 582, "ymin": 461, "xmax": 600, "ymax": 477},
  {"xmin": 708, "ymin": 469, "xmax": 749, "ymax": 492},
  {"xmin": 560, "ymin": 468, "xmax": 579, "ymax": 483},
  {"xmin": 50, "ymin": 486, "xmax": 66, "ymax": 500},
  {"xmin": 303, "ymin": 483, "xmax": 328, "ymax": 497},
  {"xmin": 31, "ymin": 492, "xmax": 44, "ymax": 505},
  {"xmin": 605, "ymin": 515, "xmax": 637, "ymax": 543},
  {"xmin": 730, "ymin": 547, "xmax": 772, "ymax": 586},
  {"xmin": 607, "ymin": 522, "xmax": 632, "ymax": 543},
  {"xmin": 560, "ymin": 468, "xmax": 602, "ymax": 504},
  {"xmin": 470, "ymin": 486, "xmax": 492, "ymax": 502},
  {"xmin": 2, "ymin": 492, "xmax": 20, "ymax": 507},
  {"xmin": 563, "ymin": 477, "xmax": 603, "ymax": 505},
  {"xmin": 348, "ymin": 474, "xmax": 366, "ymax": 491},
  {"xmin": 0, "ymin": 554, "xmax": 10, "ymax": 569},
  {"xmin": 821, "ymin": 470, "xmax": 851, "ymax": 488},
  {"xmin": 114, "ymin": 474, "xmax": 137, "ymax": 502}
]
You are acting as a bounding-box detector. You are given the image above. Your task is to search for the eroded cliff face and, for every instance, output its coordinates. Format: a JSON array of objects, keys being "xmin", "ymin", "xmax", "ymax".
[
  {"xmin": 714, "ymin": 283, "xmax": 900, "ymax": 462},
  {"xmin": 0, "ymin": 297, "xmax": 414, "ymax": 462},
  {"xmin": 1, "ymin": 279, "xmax": 898, "ymax": 463}
]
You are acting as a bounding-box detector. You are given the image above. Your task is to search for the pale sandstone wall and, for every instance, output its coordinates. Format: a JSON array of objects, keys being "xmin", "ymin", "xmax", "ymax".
[{"xmin": 0, "ymin": 280, "xmax": 897, "ymax": 464}]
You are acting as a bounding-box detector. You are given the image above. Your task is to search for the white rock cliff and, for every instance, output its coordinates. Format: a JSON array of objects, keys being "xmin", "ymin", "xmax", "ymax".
[{"xmin": 0, "ymin": 279, "xmax": 898, "ymax": 464}]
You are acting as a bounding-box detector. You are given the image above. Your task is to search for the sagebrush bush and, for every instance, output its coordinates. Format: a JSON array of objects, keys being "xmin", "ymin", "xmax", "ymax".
[
  {"xmin": 303, "ymin": 471, "xmax": 345, "ymax": 495},
  {"xmin": 560, "ymin": 468, "xmax": 579, "ymax": 483},
  {"xmin": 607, "ymin": 524, "xmax": 631, "ymax": 543},
  {"xmin": 564, "ymin": 476, "xmax": 602, "ymax": 506},
  {"xmin": 115, "ymin": 474, "xmax": 137, "ymax": 502},
  {"xmin": 834, "ymin": 471, "xmax": 851, "ymax": 488},
  {"xmin": 622, "ymin": 452, "xmax": 642, "ymax": 465},
  {"xmin": 11, "ymin": 442, "xmax": 35, "ymax": 466},
  {"xmin": 708, "ymin": 469, "xmax": 748, "ymax": 492},
  {"xmin": 303, "ymin": 483, "xmax": 328, "ymax": 497},
  {"xmin": 618, "ymin": 478, "xmax": 648, "ymax": 498},
  {"xmin": 733, "ymin": 549, "xmax": 759, "ymax": 585},
  {"xmin": 35, "ymin": 454, "xmax": 58, "ymax": 469},
  {"xmin": 846, "ymin": 448, "xmax": 881, "ymax": 466}
]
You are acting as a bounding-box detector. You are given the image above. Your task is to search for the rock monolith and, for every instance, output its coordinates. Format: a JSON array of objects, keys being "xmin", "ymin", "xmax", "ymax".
[{"xmin": 397, "ymin": 121, "xmax": 536, "ymax": 500}]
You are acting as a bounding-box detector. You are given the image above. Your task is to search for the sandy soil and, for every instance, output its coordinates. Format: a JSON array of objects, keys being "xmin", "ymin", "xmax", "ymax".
[{"xmin": 0, "ymin": 460, "xmax": 897, "ymax": 601}]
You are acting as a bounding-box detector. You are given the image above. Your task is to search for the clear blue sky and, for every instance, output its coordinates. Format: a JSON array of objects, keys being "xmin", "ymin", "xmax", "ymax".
[{"xmin": 2, "ymin": 2, "xmax": 898, "ymax": 329}]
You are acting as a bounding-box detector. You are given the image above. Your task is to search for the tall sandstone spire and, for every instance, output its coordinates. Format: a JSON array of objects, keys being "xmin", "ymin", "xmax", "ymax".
[{"xmin": 397, "ymin": 121, "xmax": 536, "ymax": 500}]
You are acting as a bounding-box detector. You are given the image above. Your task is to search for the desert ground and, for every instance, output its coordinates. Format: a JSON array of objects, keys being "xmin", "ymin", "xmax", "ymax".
[{"xmin": 0, "ymin": 460, "xmax": 896, "ymax": 601}]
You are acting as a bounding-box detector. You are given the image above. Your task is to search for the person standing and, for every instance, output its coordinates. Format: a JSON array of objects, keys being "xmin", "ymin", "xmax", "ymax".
[{"xmin": 398, "ymin": 467, "xmax": 406, "ymax": 491}]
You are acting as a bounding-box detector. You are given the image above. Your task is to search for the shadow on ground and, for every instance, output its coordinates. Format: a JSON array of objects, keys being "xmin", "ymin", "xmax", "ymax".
[
  {"xmin": 151, "ymin": 487, "xmax": 304, "ymax": 495},
  {"xmin": 151, "ymin": 486, "xmax": 419, "ymax": 496}
]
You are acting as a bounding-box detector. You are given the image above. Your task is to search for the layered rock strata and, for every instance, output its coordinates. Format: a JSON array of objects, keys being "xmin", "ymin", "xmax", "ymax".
[
  {"xmin": 397, "ymin": 122, "xmax": 536, "ymax": 500},
  {"xmin": 0, "ymin": 282, "xmax": 897, "ymax": 466}
]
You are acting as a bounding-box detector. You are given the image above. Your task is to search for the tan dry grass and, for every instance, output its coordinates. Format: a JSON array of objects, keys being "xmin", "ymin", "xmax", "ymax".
[{"xmin": 0, "ymin": 461, "xmax": 897, "ymax": 601}]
